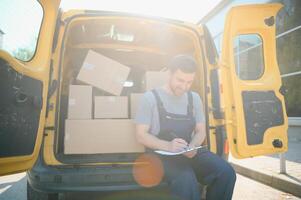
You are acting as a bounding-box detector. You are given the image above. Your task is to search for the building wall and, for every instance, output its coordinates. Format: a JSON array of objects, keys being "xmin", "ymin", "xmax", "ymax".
[{"xmin": 202, "ymin": 0, "xmax": 301, "ymax": 122}]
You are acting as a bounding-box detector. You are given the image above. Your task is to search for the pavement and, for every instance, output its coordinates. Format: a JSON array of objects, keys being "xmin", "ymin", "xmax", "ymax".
[{"xmin": 229, "ymin": 126, "xmax": 301, "ymax": 198}]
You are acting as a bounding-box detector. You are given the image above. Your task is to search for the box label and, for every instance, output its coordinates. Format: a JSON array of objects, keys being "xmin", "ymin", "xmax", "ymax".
[{"xmin": 83, "ymin": 62, "xmax": 95, "ymax": 70}]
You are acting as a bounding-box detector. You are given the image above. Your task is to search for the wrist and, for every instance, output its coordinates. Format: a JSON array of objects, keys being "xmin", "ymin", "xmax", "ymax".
[
  {"xmin": 189, "ymin": 143, "xmax": 195, "ymax": 148},
  {"xmin": 158, "ymin": 140, "xmax": 171, "ymax": 151},
  {"xmin": 164, "ymin": 141, "xmax": 172, "ymax": 152}
]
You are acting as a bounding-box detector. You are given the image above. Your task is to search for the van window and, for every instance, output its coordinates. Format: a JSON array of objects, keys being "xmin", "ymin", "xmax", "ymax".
[
  {"xmin": 0, "ymin": 0, "xmax": 43, "ymax": 61},
  {"xmin": 233, "ymin": 34, "xmax": 264, "ymax": 80}
]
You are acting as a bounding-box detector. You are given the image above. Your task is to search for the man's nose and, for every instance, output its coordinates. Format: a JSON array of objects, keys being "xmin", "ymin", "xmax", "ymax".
[{"xmin": 179, "ymin": 83, "xmax": 186, "ymax": 90}]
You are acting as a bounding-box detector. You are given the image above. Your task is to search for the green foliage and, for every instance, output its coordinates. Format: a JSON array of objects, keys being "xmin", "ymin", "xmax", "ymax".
[{"xmin": 12, "ymin": 47, "xmax": 34, "ymax": 61}]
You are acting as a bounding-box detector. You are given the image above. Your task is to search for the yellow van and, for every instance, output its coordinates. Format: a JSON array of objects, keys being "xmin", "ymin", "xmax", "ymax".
[{"xmin": 0, "ymin": 1, "xmax": 288, "ymax": 199}]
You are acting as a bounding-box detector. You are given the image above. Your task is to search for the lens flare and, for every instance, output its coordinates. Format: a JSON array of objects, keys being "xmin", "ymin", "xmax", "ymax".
[{"xmin": 133, "ymin": 154, "xmax": 164, "ymax": 187}]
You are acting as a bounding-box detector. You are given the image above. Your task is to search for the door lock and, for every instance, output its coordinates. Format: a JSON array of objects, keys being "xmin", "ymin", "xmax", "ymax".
[{"xmin": 272, "ymin": 139, "xmax": 283, "ymax": 148}]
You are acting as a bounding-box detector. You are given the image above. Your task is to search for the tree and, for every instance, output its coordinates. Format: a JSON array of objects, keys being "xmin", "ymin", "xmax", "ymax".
[{"xmin": 13, "ymin": 47, "xmax": 34, "ymax": 61}]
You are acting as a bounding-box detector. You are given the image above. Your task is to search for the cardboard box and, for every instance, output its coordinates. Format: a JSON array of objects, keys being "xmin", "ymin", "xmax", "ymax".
[
  {"xmin": 64, "ymin": 119, "xmax": 145, "ymax": 154},
  {"xmin": 77, "ymin": 50, "xmax": 130, "ymax": 95},
  {"xmin": 130, "ymin": 93, "xmax": 144, "ymax": 119},
  {"xmin": 143, "ymin": 71, "xmax": 169, "ymax": 91},
  {"xmin": 68, "ymin": 85, "xmax": 92, "ymax": 119},
  {"xmin": 94, "ymin": 96, "xmax": 128, "ymax": 119}
]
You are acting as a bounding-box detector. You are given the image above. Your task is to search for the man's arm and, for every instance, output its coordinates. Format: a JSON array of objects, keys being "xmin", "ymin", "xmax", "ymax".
[
  {"xmin": 183, "ymin": 122, "xmax": 206, "ymax": 158},
  {"xmin": 189, "ymin": 122, "xmax": 206, "ymax": 147},
  {"xmin": 136, "ymin": 124, "xmax": 188, "ymax": 152},
  {"xmin": 183, "ymin": 92, "xmax": 206, "ymax": 158},
  {"xmin": 136, "ymin": 124, "xmax": 169, "ymax": 151}
]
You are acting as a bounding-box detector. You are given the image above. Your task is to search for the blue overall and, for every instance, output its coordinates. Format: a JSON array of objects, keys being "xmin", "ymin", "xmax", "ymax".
[{"xmin": 151, "ymin": 90, "xmax": 236, "ymax": 200}]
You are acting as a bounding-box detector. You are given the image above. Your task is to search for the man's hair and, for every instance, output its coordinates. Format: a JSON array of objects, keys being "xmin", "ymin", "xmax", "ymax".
[{"xmin": 167, "ymin": 55, "xmax": 197, "ymax": 73}]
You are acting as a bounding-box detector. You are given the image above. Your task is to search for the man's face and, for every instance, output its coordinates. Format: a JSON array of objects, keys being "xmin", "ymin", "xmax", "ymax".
[{"xmin": 168, "ymin": 69, "xmax": 195, "ymax": 96}]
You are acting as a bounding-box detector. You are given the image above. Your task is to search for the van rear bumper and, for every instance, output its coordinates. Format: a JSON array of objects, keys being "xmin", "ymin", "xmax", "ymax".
[
  {"xmin": 27, "ymin": 169, "xmax": 143, "ymax": 193},
  {"xmin": 27, "ymin": 155, "xmax": 167, "ymax": 193}
]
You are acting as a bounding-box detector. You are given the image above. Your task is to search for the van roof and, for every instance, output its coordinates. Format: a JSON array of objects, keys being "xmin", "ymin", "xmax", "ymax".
[{"xmin": 61, "ymin": 9, "xmax": 203, "ymax": 29}]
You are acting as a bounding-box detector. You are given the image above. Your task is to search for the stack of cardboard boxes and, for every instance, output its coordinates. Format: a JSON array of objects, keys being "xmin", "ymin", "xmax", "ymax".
[{"xmin": 64, "ymin": 50, "xmax": 168, "ymax": 154}]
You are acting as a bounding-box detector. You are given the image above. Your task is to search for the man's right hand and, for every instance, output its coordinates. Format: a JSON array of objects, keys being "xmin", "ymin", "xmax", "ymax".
[{"xmin": 168, "ymin": 138, "xmax": 188, "ymax": 152}]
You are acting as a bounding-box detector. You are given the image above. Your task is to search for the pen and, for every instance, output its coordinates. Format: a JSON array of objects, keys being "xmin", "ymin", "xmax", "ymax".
[{"xmin": 169, "ymin": 132, "xmax": 189, "ymax": 149}]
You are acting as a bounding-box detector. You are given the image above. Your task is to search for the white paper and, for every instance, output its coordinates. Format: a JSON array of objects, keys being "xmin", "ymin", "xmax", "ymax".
[{"xmin": 154, "ymin": 145, "xmax": 207, "ymax": 156}]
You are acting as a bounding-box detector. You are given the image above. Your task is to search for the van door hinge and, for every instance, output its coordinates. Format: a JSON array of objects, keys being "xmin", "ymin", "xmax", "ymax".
[
  {"xmin": 46, "ymin": 59, "xmax": 56, "ymax": 118},
  {"xmin": 44, "ymin": 126, "xmax": 55, "ymax": 130},
  {"xmin": 44, "ymin": 126, "xmax": 55, "ymax": 136},
  {"xmin": 48, "ymin": 80, "xmax": 58, "ymax": 99},
  {"xmin": 47, "ymin": 102, "xmax": 54, "ymax": 111}
]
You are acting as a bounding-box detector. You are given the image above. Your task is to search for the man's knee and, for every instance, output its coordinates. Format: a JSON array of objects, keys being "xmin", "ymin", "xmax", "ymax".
[
  {"xmin": 169, "ymin": 169, "xmax": 201, "ymax": 200},
  {"xmin": 171, "ymin": 169, "xmax": 198, "ymax": 187},
  {"xmin": 222, "ymin": 163, "xmax": 236, "ymax": 183}
]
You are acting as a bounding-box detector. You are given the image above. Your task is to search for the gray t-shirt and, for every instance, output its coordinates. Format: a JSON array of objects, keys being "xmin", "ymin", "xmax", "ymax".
[{"xmin": 134, "ymin": 87, "xmax": 205, "ymax": 135}]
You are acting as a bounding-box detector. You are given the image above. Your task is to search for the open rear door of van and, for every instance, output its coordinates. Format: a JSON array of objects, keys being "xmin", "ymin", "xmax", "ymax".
[
  {"xmin": 0, "ymin": 0, "xmax": 60, "ymax": 176},
  {"xmin": 220, "ymin": 3, "xmax": 288, "ymax": 158}
]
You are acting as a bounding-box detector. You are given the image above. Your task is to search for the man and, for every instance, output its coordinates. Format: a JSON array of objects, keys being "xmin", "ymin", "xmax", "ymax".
[{"xmin": 134, "ymin": 55, "xmax": 236, "ymax": 200}]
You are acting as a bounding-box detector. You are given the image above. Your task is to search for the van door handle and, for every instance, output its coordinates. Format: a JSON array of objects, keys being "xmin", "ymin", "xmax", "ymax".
[
  {"xmin": 272, "ymin": 139, "xmax": 283, "ymax": 148},
  {"xmin": 15, "ymin": 91, "xmax": 43, "ymax": 109},
  {"xmin": 15, "ymin": 91, "xmax": 28, "ymax": 104},
  {"xmin": 279, "ymin": 85, "xmax": 287, "ymax": 96}
]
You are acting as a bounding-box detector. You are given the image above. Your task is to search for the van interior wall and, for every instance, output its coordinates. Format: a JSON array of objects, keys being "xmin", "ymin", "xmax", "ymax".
[
  {"xmin": 62, "ymin": 18, "xmax": 205, "ymax": 94},
  {"xmin": 56, "ymin": 18, "xmax": 205, "ymax": 155}
]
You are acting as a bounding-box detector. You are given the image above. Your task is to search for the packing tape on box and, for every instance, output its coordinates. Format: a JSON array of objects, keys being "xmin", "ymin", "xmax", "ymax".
[
  {"xmin": 108, "ymin": 97, "xmax": 116, "ymax": 102},
  {"xmin": 65, "ymin": 133, "xmax": 70, "ymax": 141},
  {"xmin": 114, "ymin": 76, "xmax": 126, "ymax": 84},
  {"xmin": 69, "ymin": 98, "xmax": 76, "ymax": 106}
]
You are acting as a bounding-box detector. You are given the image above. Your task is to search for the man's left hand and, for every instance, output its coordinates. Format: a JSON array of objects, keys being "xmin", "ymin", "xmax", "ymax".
[
  {"xmin": 183, "ymin": 144, "xmax": 197, "ymax": 158},
  {"xmin": 183, "ymin": 150, "xmax": 197, "ymax": 158}
]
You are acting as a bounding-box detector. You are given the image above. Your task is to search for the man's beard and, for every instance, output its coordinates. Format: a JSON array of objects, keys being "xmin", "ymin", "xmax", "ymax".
[{"xmin": 170, "ymin": 85, "xmax": 185, "ymax": 96}]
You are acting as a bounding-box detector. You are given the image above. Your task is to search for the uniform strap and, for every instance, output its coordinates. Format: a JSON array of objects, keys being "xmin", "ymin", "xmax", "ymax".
[
  {"xmin": 152, "ymin": 89, "xmax": 193, "ymax": 115},
  {"xmin": 187, "ymin": 91, "xmax": 194, "ymax": 116},
  {"xmin": 151, "ymin": 89, "xmax": 165, "ymax": 110}
]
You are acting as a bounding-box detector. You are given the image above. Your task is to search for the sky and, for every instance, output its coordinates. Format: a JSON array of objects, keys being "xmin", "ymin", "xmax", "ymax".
[{"xmin": 0, "ymin": 0, "xmax": 43, "ymax": 56}]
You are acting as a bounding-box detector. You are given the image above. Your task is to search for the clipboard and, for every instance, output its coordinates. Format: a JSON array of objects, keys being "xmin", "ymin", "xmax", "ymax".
[{"xmin": 154, "ymin": 145, "xmax": 207, "ymax": 156}]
